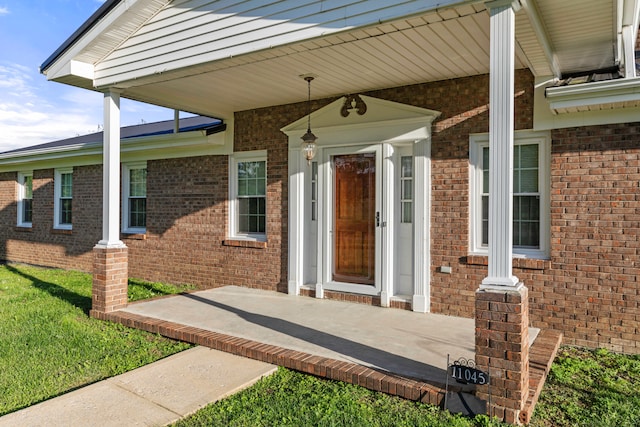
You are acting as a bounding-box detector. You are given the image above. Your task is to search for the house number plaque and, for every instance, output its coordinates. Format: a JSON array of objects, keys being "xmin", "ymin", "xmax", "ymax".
[
  {"xmin": 443, "ymin": 355, "xmax": 491, "ymax": 414},
  {"xmin": 448, "ymin": 358, "xmax": 489, "ymax": 385}
]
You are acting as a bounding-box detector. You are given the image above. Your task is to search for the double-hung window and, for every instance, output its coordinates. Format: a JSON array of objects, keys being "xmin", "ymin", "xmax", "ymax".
[
  {"xmin": 54, "ymin": 168, "xmax": 73, "ymax": 230},
  {"xmin": 122, "ymin": 163, "xmax": 147, "ymax": 233},
  {"xmin": 470, "ymin": 131, "xmax": 550, "ymax": 259},
  {"xmin": 17, "ymin": 172, "xmax": 33, "ymax": 227},
  {"xmin": 230, "ymin": 152, "xmax": 267, "ymax": 240}
]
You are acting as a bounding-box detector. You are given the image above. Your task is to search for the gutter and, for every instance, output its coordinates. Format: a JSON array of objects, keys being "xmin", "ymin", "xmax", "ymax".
[
  {"xmin": 40, "ymin": 0, "xmax": 121, "ymax": 73},
  {"xmin": 545, "ymin": 76, "xmax": 640, "ymax": 112}
]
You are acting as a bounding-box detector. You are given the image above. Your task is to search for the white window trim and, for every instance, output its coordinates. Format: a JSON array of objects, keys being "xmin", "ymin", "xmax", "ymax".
[
  {"xmin": 122, "ymin": 162, "xmax": 147, "ymax": 234},
  {"xmin": 17, "ymin": 171, "xmax": 33, "ymax": 228},
  {"xmin": 54, "ymin": 168, "xmax": 73, "ymax": 230},
  {"xmin": 469, "ymin": 130, "xmax": 550, "ymax": 259},
  {"xmin": 229, "ymin": 150, "xmax": 267, "ymax": 241}
]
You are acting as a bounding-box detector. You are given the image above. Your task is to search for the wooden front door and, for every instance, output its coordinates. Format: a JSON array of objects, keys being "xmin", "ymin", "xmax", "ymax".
[{"xmin": 333, "ymin": 153, "xmax": 376, "ymax": 285}]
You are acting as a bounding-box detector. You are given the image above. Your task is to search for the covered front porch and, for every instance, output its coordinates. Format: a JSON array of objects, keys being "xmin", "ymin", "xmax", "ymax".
[{"xmin": 92, "ymin": 286, "xmax": 561, "ymax": 422}]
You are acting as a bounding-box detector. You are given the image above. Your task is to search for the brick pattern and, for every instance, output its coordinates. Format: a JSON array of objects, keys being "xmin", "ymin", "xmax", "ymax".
[
  {"xmin": 0, "ymin": 69, "xmax": 637, "ymax": 354},
  {"xmin": 91, "ymin": 246, "xmax": 128, "ymax": 313},
  {"xmin": 0, "ymin": 167, "xmax": 99, "ymax": 271},
  {"xmin": 522, "ymin": 329, "xmax": 563, "ymax": 424},
  {"xmin": 475, "ymin": 287, "xmax": 529, "ymax": 425}
]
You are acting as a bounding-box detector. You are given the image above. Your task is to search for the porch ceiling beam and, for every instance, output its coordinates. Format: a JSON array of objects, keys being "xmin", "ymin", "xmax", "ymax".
[{"xmin": 519, "ymin": 0, "xmax": 561, "ymax": 79}]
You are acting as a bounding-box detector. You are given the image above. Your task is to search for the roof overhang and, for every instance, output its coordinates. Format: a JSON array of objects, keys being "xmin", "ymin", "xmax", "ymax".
[
  {"xmin": 545, "ymin": 76, "xmax": 640, "ymax": 114},
  {"xmin": 40, "ymin": 0, "xmax": 638, "ymax": 121}
]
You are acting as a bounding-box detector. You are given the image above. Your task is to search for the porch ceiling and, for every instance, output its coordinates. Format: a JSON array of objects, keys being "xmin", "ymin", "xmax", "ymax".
[{"xmin": 45, "ymin": 0, "xmax": 622, "ymax": 119}]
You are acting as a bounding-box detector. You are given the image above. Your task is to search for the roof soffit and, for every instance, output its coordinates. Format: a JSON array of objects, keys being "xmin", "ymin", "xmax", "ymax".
[{"xmin": 43, "ymin": 0, "xmax": 170, "ymax": 84}]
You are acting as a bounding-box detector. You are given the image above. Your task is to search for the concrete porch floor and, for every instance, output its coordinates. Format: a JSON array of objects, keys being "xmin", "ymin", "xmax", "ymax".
[{"xmin": 93, "ymin": 286, "xmax": 561, "ymax": 418}]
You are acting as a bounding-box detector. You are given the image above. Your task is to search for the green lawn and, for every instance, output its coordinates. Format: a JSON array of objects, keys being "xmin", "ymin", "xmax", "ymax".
[
  {"xmin": 172, "ymin": 367, "xmax": 506, "ymax": 427},
  {"xmin": 173, "ymin": 346, "xmax": 640, "ymax": 427},
  {"xmin": 2, "ymin": 263, "xmax": 639, "ymax": 426},
  {"xmin": 0, "ymin": 263, "xmax": 193, "ymax": 416}
]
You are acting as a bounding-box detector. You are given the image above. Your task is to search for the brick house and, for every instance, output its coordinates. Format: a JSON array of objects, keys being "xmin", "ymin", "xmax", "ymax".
[{"xmin": 1, "ymin": 0, "xmax": 639, "ymax": 422}]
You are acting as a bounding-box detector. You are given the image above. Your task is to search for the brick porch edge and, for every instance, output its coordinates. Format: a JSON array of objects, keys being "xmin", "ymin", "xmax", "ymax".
[{"xmin": 92, "ymin": 310, "xmax": 561, "ymax": 418}]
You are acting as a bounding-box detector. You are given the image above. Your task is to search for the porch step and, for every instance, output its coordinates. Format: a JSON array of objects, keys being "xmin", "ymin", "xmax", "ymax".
[
  {"xmin": 520, "ymin": 329, "xmax": 563, "ymax": 424},
  {"xmin": 93, "ymin": 310, "xmax": 467, "ymax": 409}
]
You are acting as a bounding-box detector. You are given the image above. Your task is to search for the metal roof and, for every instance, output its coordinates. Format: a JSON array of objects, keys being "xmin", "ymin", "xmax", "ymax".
[{"xmin": 1, "ymin": 116, "xmax": 222, "ymax": 156}]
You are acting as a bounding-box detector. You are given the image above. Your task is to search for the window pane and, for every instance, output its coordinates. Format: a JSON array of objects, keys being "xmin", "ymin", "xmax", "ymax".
[
  {"xmin": 401, "ymin": 156, "xmax": 412, "ymax": 178},
  {"xmin": 24, "ymin": 176, "xmax": 33, "ymax": 199},
  {"xmin": 519, "ymin": 170, "xmax": 538, "ymax": 193},
  {"xmin": 402, "ymin": 202, "xmax": 412, "ymax": 223},
  {"xmin": 23, "ymin": 199, "xmax": 32, "ymax": 223},
  {"xmin": 519, "ymin": 144, "xmax": 538, "ymax": 168},
  {"xmin": 238, "ymin": 196, "xmax": 265, "ymax": 233},
  {"xmin": 403, "ymin": 180, "xmax": 412, "ymax": 200},
  {"xmin": 129, "ymin": 168, "xmax": 147, "ymax": 197},
  {"xmin": 60, "ymin": 199, "xmax": 72, "ymax": 224},
  {"xmin": 481, "ymin": 195, "xmax": 489, "ymax": 245},
  {"xmin": 129, "ymin": 198, "xmax": 147, "ymax": 228},
  {"xmin": 311, "ymin": 161, "xmax": 318, "ymax": 221},
  {"xmin": 513, "ymin": 196, "xmax": 540, "ymax": 247},
  {"xmin": 60, "ymin": 173, "xmax": 72, "ymax": 198}
]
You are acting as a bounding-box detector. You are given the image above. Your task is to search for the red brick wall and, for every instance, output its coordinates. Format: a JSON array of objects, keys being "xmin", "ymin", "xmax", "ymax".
[
  {"xmin": 544, "ymin": 125, "xmax": 639, "ymax": 352},
  {"xmin": 0, "ymin": 167, "xmax": 99, "ymax": 271},
  {"xmin": 0, "ymin": 70, "xmax": 638, "ymax": 352}
]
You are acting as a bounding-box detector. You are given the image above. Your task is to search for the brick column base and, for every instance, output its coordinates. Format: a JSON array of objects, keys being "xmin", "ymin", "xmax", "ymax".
[
  {"xmin": 475, "ymin": 286, "xmax": 529, "ymax": 425},
  {"xmin": 90, "ymin": 245, "xmax": 128, "ymax": 316}
]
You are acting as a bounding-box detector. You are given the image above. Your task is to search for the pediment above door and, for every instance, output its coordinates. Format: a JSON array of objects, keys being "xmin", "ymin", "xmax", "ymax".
[{"xmin": 281, "ymin": 95, "xmax": 441, "ymax": 147}]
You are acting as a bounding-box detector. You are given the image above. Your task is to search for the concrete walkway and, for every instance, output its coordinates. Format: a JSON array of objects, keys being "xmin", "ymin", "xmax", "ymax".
[{"xmin": 0, "ymin": 347, "xmax": 276, "ymax": 427}]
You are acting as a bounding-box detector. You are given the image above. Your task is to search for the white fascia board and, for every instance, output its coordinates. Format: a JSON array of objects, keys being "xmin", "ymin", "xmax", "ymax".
[
  {"xmin": 535, "ymin": 76, "xmax": 640, "ymax": 130},
  {"xmin": 545, "ymin": 77, "xmax": 640, "ymax": 111},
  {"xmin": 0, "ymin": 129, "xmax": 230, "ymax": 173},
  {"xmin": 44, "ymin": 0, "xmax": 145, "ymax": 83}
]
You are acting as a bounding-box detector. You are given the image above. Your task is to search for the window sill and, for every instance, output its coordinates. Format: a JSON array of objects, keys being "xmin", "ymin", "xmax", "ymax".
[
  {"xmin": 466, "ymin": 254, "xmax": 550, "ymax": 270},
  {"xmin": 52, "ymin": 228, "xmax": 73, "ymax": 235},
  {"xmin": 223, "ymin": 239, "xmax": 267, "ymax": 249},
  {"xmin": 122, "ymin": 233, "xmax": 147, "ymax": 240},
  {"xmin": 13, "ymin": 226, "xmax": 32, "ymax": 232}
]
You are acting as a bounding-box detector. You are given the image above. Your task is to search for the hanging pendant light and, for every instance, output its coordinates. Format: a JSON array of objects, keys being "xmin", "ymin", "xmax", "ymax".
[{"xmin": 301, "ymin": 75, "xmax": 317, "ymax": 164}]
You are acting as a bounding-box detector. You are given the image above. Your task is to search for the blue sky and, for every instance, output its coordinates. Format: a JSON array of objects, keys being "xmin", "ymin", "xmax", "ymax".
[{"xmin": 0, "ymin": 1, "xmax": 177, "ymax": 152}]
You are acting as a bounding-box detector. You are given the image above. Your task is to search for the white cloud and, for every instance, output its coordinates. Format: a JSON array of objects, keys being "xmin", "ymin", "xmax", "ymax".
[
  {"xmin": 0, "ymin": 7, "xmax": 9, "ymax": 15},
  {"xmin": 0, "ymin": 63, "xmax": 102, "ymax": 152}
]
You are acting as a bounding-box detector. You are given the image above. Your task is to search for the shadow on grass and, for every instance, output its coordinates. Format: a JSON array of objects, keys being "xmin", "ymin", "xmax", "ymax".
[{"xmin": 6, "ymin": 264, "xmax": 92, "ymax": 314}]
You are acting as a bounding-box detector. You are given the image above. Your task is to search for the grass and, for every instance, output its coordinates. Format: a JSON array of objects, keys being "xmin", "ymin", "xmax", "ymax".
[
  {"xmin": 172, "ymin": 367, "xmax": 506, "ymax": 427},
  {"xmin": 0, "ymin": 263, "xmax": 193, "ymax": 416},
  {"xmin": 172, "ymin": 349, "xmax": 640, "ymax": 427},
  {"xmin": 529, "ymin": 347, "xmax": 640, "ymax": 427},
  {"xmin": 2, "ymin": 264, "xmax": 639, "ymax": 426}
]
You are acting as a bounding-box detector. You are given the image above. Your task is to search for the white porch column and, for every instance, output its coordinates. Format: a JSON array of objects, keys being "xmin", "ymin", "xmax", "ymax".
[
  {"xmin": 481, "ymin": 0, "xmax": 520, "ymax": 289},
  {"xmin": 476, "ymin": 2, "xmax": 529, "ymax": 424},
  {"xmin": 91, "ymin": 89, "xmax": 128, "ymax": 316},
  {"xmin": 99, "ymin": 90, "xmax": 125, "ymax": 248},
  {"xmin": 288, "ymin": 148, "xmax": 304, "ymax": 295},
  {"xmin": 412, "ymin": 138, "xmax": 430, "ymax": 312}
]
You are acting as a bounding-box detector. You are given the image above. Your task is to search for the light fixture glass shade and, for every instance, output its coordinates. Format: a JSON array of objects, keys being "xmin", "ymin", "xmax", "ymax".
[{"xmin": 301, "ymin": 128, "xmax": 317, "ymax": 163}]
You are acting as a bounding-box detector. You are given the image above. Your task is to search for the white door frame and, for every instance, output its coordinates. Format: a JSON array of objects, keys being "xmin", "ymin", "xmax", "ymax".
[{"xmin": 283, "ymin": 95, "xmax": 440, "ymax": 312}]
